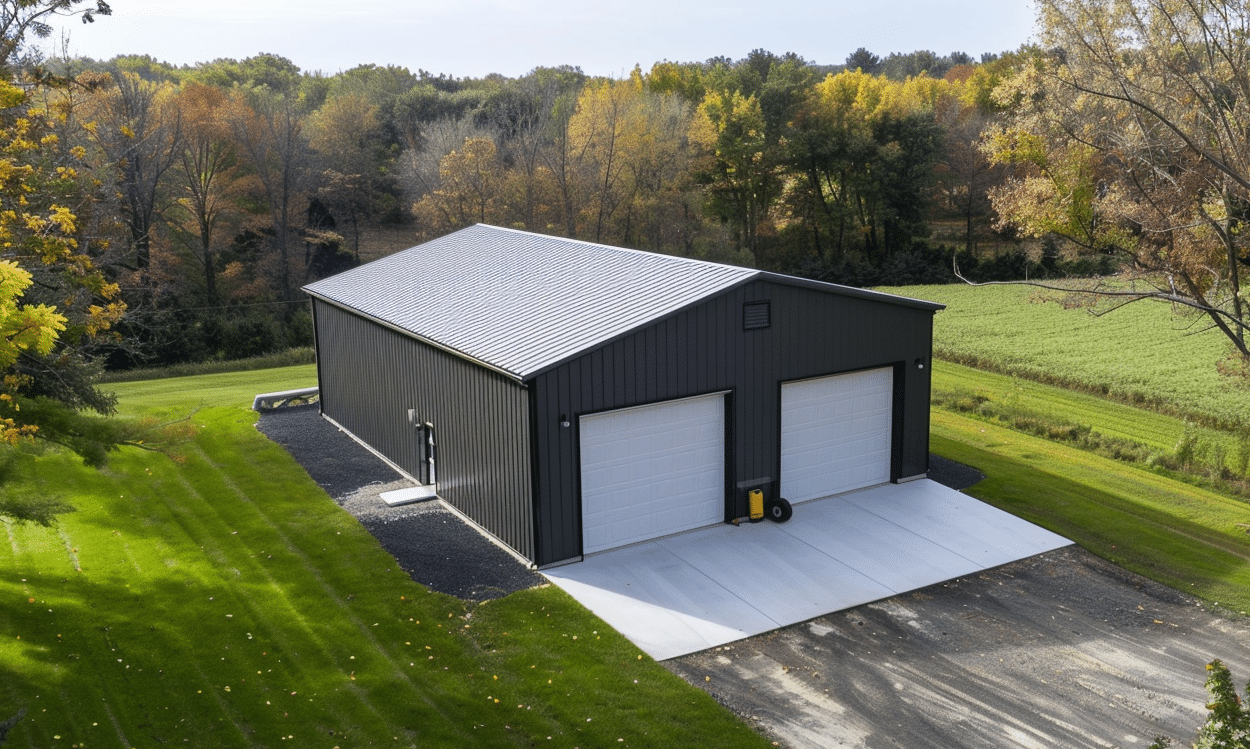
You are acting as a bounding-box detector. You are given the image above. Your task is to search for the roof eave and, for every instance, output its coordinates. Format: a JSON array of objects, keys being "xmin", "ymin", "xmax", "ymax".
[{"xmin": 755, "ymin": 271, "xmax": 946, "ymax": 311}]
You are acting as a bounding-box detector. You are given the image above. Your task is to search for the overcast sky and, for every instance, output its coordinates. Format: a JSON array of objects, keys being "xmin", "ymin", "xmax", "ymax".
[{"xmin": 44, "ymin": 0, "xmax": 1037, "ymax": 79}]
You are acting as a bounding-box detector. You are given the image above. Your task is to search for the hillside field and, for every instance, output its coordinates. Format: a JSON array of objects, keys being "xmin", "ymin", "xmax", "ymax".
[{"xmin": 880, "ymin": 283, "xmax": 1250, "ymax": 429}]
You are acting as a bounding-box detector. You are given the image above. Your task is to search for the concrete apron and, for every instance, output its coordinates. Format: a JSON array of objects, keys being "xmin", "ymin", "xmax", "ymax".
[{"xmin": 543, "ymin": 479, "xmax": 1071, "ymax": 660}]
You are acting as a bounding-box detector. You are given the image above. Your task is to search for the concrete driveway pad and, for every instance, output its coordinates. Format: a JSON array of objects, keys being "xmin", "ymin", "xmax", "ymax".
[{"xmin": 543, "ymin": 479, "xmax": 1071, "ymax": 659}]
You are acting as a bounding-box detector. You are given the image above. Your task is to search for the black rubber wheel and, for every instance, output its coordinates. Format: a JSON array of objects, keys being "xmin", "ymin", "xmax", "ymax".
[{"xmin": 766, "ymin": 497, "xmax": 793, "ymax": 523}]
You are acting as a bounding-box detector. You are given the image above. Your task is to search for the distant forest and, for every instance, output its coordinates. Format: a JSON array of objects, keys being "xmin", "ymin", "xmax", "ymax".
[{"xmin": 21, "ymin": 46, "xmax": 1082, "ymax": 369}]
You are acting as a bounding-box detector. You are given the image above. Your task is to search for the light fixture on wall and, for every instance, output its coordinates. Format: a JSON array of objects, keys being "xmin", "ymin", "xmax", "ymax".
[
  {"xmin": 559, "ymin": 414, "xmax": 570, "ymax": 428},
  {"xmin": 915, "ymin": 357, "xmax": 925, "ymax": 369}
]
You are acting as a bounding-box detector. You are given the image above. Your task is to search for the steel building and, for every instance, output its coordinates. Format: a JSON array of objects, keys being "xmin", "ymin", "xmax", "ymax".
[{"xmin": 303, "ymin": 224, "xmax": 944, "ymax": 568}]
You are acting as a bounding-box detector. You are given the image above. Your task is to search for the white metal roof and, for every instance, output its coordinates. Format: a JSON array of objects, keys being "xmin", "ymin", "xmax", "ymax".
[{"xmin": 302, "ymin": 224, "xmax": 941, "ymax": 380}]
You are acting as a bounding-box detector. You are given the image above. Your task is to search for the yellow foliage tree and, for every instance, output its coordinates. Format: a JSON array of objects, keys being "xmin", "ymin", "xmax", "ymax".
[
  {"xmin": 0, "ymin": 75, "xmax": 126, "ymax": 465},
  {"xmin": 567, "ymin": 74, "xmax": 698, "ymax": 247},
  {"xmin": 0, "ymin": 259, "xmax": 64, "ymax": 443}
]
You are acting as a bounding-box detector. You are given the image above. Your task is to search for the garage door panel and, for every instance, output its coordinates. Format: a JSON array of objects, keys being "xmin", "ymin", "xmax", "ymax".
[
  {"xmin": 580, "ymin": 394, "xmax": 725, "ymax": 554},
  {"xmin": 781, "ymin": 368, "xmax": 893, "ymax": 504}
]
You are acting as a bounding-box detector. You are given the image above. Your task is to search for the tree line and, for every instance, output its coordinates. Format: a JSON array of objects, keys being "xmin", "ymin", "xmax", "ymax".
[
  {"xmin": 8, "ymin": 45, "xmax": 1036, "ymax": 373},
  {"xmin": 9, "ymin": 0, "xmax": 1250, "ymax": 501}
]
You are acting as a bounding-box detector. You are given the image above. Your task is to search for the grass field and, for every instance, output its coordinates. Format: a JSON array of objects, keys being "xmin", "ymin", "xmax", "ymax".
[
  {"xmin": 930, "ymin": 409, "xmax": 1250, "ymax": 617},
  {"xmin": 881, "ymin": 283, "xmax": 1250, "ymax": 429},
  {"xmin": 0, "ymin": 370, "xmax": 771, "ymax": 749},
  {"xmin": 932, "ymin": 360, "xmax": 1249, "ymax": 480}
]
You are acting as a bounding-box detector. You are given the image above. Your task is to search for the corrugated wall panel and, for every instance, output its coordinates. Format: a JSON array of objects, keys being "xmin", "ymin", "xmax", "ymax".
[
  {"xmin": 314, "ymin": 300, "xmax": 536, "ymax": 562},
  {"xmin": 529, "ymin": 279, "xmax": 935, "ymax": 566}
]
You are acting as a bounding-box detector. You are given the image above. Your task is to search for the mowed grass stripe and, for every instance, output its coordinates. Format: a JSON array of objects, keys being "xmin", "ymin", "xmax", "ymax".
[
  {"xmin": 105, "ymin": 365, "xmax": 317, "ymax": 418},
  {"xmin": 10, "ymin": 449, "xmax": 299, "ymax": 744},
  {"xmin": 932, "ymin": 411, "xmax": 1250, "ymax": 615},
  {"xmin": 12, "ymin": 441, "xmax": 414, "ymax": 745},
  {"xmin": 181, "ymin": 413, "xmax": 479, "ymax": 694},
  {"xmin": 166, "ymin": 418, "xmax": 507, "ymax": 745},
  {"xmin": 932, "ymin": 361, "xmax": 1213, "ymax": 453},
  {"xmin": 160, "ymin": 442, "xmax": 409, "ymax": 739},
  {"xmin": 170, "ymin": 437, "xmax": 462, "ymax": 737}
]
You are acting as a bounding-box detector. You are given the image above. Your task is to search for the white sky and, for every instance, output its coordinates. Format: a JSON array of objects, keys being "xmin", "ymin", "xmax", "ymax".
[{"xmin": 44, "ymin": 0, "xmax": 1037, "ymax": 79}]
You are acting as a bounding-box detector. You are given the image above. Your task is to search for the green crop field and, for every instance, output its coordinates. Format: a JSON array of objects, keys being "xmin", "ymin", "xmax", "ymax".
[
  {"xmin": 880, "ymin": 283, "xmax": 1250, "ymax": 429},
  {"xmin": 930, "ymin": 360, "xmax": 1249, "ymax": 479},
  {"xmin": 0, "ymin": 370, "xmax": 770, "ymax": 749}
]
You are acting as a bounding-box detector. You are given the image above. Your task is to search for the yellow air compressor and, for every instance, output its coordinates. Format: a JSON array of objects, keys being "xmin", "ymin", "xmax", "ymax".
[{"xmin": 748, "ymin": 488, "xmax": 764, "ymax": 521}]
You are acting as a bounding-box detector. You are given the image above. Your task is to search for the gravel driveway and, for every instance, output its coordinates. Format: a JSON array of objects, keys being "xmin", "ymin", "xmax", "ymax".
[{"xmin": 665, "ymin": 544, "xmax": 1250, "ymax": 749}]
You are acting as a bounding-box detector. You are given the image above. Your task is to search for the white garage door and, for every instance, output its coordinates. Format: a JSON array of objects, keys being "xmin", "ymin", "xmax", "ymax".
[
  {"xmin": 781, "ymin": 368, "xmax": 893, "ymax": 504},
  {"xmin": 580, "ymin": 393, "xmax": 726, "ymax": 554}
]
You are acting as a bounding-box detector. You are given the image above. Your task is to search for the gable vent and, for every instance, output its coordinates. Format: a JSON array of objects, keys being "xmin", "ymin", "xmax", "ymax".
[{"xmin": 743, "ymin": 300, "xmax": 771, "ymax": 330}]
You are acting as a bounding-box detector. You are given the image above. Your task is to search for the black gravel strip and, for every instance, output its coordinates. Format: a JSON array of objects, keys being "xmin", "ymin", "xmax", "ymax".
[
  {"xmin": 360, "ymin": 513, "xmax": 543, "ymax": 601},
  {"xmin": 256, "ymin": 403, "xmax": 403, "ymax": 498},
  {"xmin": 926, "ymin": 453, "xmax": 985, "ymax": 491},
  {"xmin": 256, "ymin": 404, "xmax": 544, "ymax": 601}
]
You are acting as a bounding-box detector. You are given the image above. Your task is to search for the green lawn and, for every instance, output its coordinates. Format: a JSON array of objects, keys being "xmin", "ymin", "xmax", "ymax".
[
  {"xmin": 1, "ymin": 370, "xmax": 771, "ymax": 748},
  {"xmin": 931, "ymin": 409, "xmax": 1250, "ymax": 617},
  {"xmin": 106, "ymin": 364, "xmax": 318, "ymax": 417}
]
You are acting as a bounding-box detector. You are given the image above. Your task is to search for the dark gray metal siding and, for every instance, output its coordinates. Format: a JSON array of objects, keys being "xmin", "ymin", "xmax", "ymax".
[
  {"xmin": 313, "ymin": 299, "xmax": 535, "ymax": 561},
  {"xmin": 529, "ymin": 278, "xmax": 935, "ymax": 566}
]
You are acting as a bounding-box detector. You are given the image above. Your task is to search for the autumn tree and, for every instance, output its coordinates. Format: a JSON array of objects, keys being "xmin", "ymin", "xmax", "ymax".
[
  {"xmin": 412, "ymin": 136, "xmax": 506, "ymax": 231},
  {"xmin": 307, "ymin": 90, "xmax": 385, "ymax": 257},
  {"xmin": 84, "ymin": 69, "xmax": 181, "ymax": 272},
  {"xmin": 646, "ymin": 60, "xmax": 706, "ymax": 104},
  {"xmin": 491, "ymin": 66, "xmax": 585, "ymax": 233},
  {"xmin": 567, "ymin": 77, "xmax": 635, "ymax": 242},
  {"xmin": 1, "ymin": 261, "xmax": 64, "ymax": 442},
  {"xmin": 308, "ymin": 64, "xmax": 416, "ymax": 240},
  {"xmin": 693, "ymin": 51, "xmax": 814, "ymax": 258},
  {"xmin": 169, "ymin": 82, "xmax": 251, "ymax": 302},
  {"xmin": 692, "ymin": 87, "xmax": 773, "ymax": 254},
  {"xmin": 779, "ymin": 71, "xmax": 947, "ymax": 265},
  {"xmin": 0, "ymin": 74, "xmax": 129, "ymax": 522},
  {"xmin": 983, "ymin": 0, "xmax": 1250, "ymax": 368},
  {"xmin": 562, "ymin": 72, "xmax": 702, "ymax": 248},
  {"xmin": 231, "ymin": 87, "xmax": 314, "ymax": 300}
]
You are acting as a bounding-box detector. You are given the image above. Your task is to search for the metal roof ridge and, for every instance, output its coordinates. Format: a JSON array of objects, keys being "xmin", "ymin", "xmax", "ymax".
[
  {"xmin": 471, "ymin": 224, "xmax": 759, "ymax": 277},
  {"xmin": 469, "ymin": 226, "xmax": 939, "ymax": 310}
]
